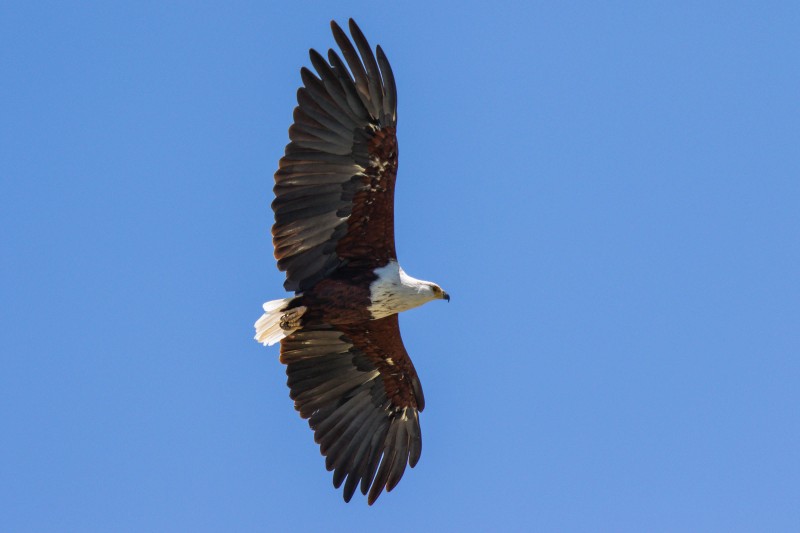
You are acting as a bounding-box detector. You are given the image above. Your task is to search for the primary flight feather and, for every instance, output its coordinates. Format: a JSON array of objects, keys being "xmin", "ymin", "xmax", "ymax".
[{"xmin": 255, "ymin": 19, "xmax": 448, "ymax": 505}]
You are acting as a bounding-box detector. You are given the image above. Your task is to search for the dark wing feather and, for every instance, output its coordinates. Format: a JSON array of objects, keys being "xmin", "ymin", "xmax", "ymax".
[
  {"xmin": 273, "ymin": 19, "xmax": 400, "ymax": 292},
  {"xmin": 280, "ymin": 314, "xmax": 424, "ymax": 505}
]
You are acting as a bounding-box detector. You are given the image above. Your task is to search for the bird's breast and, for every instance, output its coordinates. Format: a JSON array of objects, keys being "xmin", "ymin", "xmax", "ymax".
[{"xmin": 367, "ymin": 261, "xmax": 426, "ymax": 319}]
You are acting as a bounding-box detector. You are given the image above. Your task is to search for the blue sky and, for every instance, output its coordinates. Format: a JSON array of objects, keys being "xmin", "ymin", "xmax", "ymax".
[{"xmin": 2, "ymin": 1, "xmax": 799, "ymax": 531}]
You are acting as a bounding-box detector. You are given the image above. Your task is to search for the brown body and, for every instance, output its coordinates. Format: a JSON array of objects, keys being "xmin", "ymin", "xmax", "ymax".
[{"xmin": 289, "ymin": 270, "xmax": 375, "ymax": 325}]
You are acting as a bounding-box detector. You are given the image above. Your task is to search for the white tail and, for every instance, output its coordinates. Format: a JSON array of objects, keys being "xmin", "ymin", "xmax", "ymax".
[{"xmin": 254, "ymin": 297, "xmax": 307, "ymax": 346}]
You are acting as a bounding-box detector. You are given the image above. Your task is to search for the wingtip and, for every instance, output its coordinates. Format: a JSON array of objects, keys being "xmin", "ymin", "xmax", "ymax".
[
  {"xmin": 330, "ymin": 19, "xmax": 347, "ymax": 43},
  {"xmin": 348, "ymin": 18, "xmax": 366, "ymax": 42}
]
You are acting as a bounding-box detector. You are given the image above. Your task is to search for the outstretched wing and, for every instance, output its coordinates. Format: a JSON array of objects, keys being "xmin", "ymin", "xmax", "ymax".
[
  {"xmin": 272, "ymin": 19, "xmax": 400, "ymax": 292},
  {"xmin": 280, "ymin": 314, "xmax": 425, "ymax": 504}
]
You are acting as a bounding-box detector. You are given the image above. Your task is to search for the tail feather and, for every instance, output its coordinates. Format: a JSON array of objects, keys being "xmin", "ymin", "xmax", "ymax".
[{"xmin": 254, "ymin": 297, "xmax": 307, "ymax": 346}]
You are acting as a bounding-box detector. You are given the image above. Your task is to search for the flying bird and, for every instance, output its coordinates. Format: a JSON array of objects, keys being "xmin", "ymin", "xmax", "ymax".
[{"xmin": 254, "ymin": 19, "xmax": 448, "ymax": 504}]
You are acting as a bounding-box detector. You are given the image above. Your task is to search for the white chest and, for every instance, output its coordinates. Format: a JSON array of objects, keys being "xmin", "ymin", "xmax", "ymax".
[{"xmin": 367, "ymin": 261, "xmax": 434, "ymax": 319}]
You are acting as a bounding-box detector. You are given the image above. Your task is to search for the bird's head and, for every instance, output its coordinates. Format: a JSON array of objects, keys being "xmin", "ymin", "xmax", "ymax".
[{"xmin": 429, "ymin": 283, "xmax": 450, "ymax": 302}]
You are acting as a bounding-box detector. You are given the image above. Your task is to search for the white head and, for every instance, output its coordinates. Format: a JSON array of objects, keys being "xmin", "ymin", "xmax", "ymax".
[
  {"xmin": 369, "ymin": 262, "xmax": 450, "ymax": 319},
  {"xmin": 398, "ymin": 267, "xmax": 449, "ymax": 304},
  {"xmin": 420, "ymin": 281, "xmax": 450, "ymax": 302}
]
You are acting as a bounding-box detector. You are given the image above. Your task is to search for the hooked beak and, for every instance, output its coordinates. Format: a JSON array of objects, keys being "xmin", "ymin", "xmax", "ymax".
[{"xmin": 442, "ymin": 291, "xmax": 450, "ymax": 302}]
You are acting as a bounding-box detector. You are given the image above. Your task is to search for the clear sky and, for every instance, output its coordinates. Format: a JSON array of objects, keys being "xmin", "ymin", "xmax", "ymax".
[{"xmin": 2, "ymin": 1, "xmax": 799, "ymax": 531}]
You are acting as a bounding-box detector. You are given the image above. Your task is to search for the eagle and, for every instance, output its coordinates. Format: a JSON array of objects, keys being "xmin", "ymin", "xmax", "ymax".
[{"xmin": 254, "ymin": 19, "xmax": 448, "ymax": 505}]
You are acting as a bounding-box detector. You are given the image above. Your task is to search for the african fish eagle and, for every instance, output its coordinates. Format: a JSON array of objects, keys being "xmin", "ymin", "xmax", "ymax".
[{"xmin": 254, "ymin": 19, "xmax": 448, "ymax": 505}]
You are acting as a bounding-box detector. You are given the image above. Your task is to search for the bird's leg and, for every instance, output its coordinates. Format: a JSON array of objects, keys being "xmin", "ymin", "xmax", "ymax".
[{"xmin": 280, "ymin": 306, "xmax": 307, "ymax": 330}]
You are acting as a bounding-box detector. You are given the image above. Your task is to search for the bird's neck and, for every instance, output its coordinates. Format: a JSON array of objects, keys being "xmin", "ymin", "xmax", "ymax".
[{"xmin": 368, "ymin": 261, "xmax": 434, "ymax": 319}]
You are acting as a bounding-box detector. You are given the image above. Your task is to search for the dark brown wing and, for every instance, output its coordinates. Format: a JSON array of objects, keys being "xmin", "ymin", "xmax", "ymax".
[
  {"xmin": 280, "ymin": 314, "xmax": 425, "ymax": 505},
  {"xmin": 272, "ymin": 19, "xmax": 399, "ymax": 292}
]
